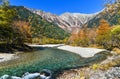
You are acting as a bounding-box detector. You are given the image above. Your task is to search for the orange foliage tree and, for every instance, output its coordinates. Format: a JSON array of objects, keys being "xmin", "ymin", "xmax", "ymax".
[
  {"xmin": 12, "ymin": 21, "xmax": 32, "ymax": 44},
  {"xmin": 68, "ymin": 26, "xmax": 97, "ymax": 47},
  {"xmin": 96, "ymin": 19, "xmax": 111, "ymax": 48}
]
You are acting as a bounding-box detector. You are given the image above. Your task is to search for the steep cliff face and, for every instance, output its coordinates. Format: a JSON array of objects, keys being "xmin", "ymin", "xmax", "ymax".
[{"xmin": 27, "ymin": 8, "xmax": 98, "ymax": 31}]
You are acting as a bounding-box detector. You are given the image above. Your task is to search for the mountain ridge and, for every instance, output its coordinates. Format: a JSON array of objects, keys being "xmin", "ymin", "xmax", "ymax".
[
  {"xmin": 25, "ymin": 2, "xmax": 120, "ymax": 33},
  {"xmin": 85, "ymin": 2, "xmax": 120, "ymax": 28},
  {"xmin": 27, "ymin": 7, "xmax": 100, "ymax": 31}
]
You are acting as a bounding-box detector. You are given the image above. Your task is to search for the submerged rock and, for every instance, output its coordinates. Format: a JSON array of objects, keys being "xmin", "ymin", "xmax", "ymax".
[{"xmin": 40, "ymin": 69, "xmax": 52, "ymax": 79}]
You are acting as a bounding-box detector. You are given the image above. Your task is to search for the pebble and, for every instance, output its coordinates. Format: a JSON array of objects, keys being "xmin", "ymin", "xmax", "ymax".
[{"xmin": 90, "ymin": 67, "xmax": 120, "ymax": 79}]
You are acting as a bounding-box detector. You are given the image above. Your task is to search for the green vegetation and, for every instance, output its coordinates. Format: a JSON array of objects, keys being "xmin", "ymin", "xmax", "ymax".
[
  {"xmin": 110, "ymin": 25, "xmax": 120, "ymax": 48},
  {"xmin": 86, "ymin": 3, "xmax": 120, "ymax": 28},
  {"xmin": 11, "ymin": 6, "xmax": 70, "ymax": 43},
  {"xmin": 0, "ymin": 0, "xmax": 16, "ymax": 43},
  {"xmin": 66, "ymin": 1, "xmax": 120, "ymax": 50},
  {"xmin": 68, "ymin": 19, "xmax": 120, "ymax": 50},
  {"xmin": 96, "ymin": 19, "xmax": 111, "ymax": 49},
  {"xmin": 0, "ymin": 0, "xmax": 70, "ymax": 44}
]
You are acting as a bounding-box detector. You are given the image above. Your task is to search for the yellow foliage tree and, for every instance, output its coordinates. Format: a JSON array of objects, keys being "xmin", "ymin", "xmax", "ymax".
[{"xmin": 12, "ymin": 21, "xmax": 32, "ymax": 44}]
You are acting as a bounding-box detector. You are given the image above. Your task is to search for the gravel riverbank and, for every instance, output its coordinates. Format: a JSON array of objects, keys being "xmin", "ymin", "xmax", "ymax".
[
  {"xmin": 0, "ymin": 53, "xmax": 15, "ymax": 62},
  {"xmin": 57, "ymin": 54, "xmax": 120, "ymax": 79},
  {"xmin": 29, "ymin": 44, "xmax": 107, "ymax": 58},
  {"xmin": 58, "ymin": 45, "xmax": 107, "ymax": 58}
]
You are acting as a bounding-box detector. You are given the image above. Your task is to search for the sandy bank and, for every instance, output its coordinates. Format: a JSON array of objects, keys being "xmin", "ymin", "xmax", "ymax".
[
  {"xmin": 29, "ymin": 44, "xmax": 64, "ymax": 47},
  {"xmin": 0, "ymin": 53, "xmax": 15, "ymax": 62},
  {"xmin": 58, "ymin": 45, "xmax": 107, "ymax": 58},
  {"xmin": 29, "ymin": 44, "xmax": 107, "ymax": 58}
]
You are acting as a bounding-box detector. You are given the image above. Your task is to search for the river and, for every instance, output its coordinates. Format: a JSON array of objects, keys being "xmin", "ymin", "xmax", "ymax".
[{"xmin": 0, "ymin": 47, "xmax": 110, "ymax": 77}]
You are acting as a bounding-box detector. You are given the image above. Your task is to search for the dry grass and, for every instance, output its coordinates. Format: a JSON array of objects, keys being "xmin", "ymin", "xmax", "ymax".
[{"xmin": 112, "ymin": 48, "xmax": 120, "ymax": 54}]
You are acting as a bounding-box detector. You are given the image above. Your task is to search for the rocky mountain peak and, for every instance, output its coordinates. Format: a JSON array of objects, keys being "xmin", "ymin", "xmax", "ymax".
[{"xmin": 27, "ymin": 7, "xmax": 100, "ymax": 32}]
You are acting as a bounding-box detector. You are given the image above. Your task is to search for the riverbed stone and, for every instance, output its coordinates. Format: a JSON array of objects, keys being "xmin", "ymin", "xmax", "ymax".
[
  {"xmin": 40, "ymin": 69, "xmax": 52, "ymax": 79},
  {"xmin": 22, "ymin": 72, "xmax": 40, "ymax": 79},
  {"xmin": 0, "ymin": 75, "xmax": 10, "ymax": 79},
  {"xmin": 89, "ymin": 67, "xmax": 120, "ymax": 79}
]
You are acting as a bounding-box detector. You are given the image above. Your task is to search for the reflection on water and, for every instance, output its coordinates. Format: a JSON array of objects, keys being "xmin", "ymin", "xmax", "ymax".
[{"xmin": 0, "ymin": 47, "xmax": 110, "ymax": 76}]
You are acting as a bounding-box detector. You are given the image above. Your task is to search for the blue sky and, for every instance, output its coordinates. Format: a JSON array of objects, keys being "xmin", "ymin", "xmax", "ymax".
[{"xmin": 10, "ymin": 0, "xmax": 105, "ymax": 15}]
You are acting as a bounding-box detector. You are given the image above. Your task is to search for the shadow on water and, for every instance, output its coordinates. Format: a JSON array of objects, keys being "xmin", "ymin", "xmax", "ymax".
[
  {"xmin": 0, "ymin": 47, "xmax": 111, "ymax": 78},
  {"xmin": 33, "ymin": 47, "xmax": 45, "ymax": 50}
]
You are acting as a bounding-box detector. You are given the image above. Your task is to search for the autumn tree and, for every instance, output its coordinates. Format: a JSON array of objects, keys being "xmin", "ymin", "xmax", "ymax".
[
  {"xmin": 68, "ymin": 27, "xmax": 90, "ymax": 46},
  {"xmin": 87, "ymin": 27, "xmax": 97, "ymax": 45},
  {"xmin": 96, "ymin": 19, "xmax": 111, "ymax": 49},
  {"xmin": 68, "ymin": 29, "xmax": 79, "ymax": 45},
  {"xmin": 76, "ymin": 27, "xmax": 89, "ymax": 46},
  {"xmin": 111, "ymin": 25, "xmax": 120, "ymax": 48},
  {"xmin": 12, "ymin": 21, "xmax": 32, "ymax": 44}
]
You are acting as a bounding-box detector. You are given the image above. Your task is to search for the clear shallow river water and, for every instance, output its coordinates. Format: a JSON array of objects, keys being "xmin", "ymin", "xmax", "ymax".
[{"xmin": 0, "ymin": 47, "xmax": 110, "ymax": 76}]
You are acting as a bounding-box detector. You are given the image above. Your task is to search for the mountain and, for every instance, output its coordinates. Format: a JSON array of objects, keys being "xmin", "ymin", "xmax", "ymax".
[
  {"xmin": 60, "ymin": 12, "xmax": 97, "ymax": 30},
  {"xmin": 85, "ymin": 2, "xmax": 120, "ymax": 28},
  {"xmin": 27, "ymin": 8, "xmax": 98, "ymax": 32},
  {"xmin": 27, "ymin": 2, "xmax": 120, "ymax": 31},
  {"xmin": 11, "ymin": 6, "xmax": 70, "ymax": 40}
]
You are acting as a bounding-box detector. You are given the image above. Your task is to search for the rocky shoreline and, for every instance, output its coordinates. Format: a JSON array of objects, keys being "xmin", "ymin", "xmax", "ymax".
[
  {"xmin": 57, "ymin": 54, "xmax": 120, "ymax": 79},
  {"xmin": 57, "ymin": 67, "xmax": 120, "ymax": 79},
  {"xmin": 0, "ymin": 44, "xmax": 33, "ymax": 63}
]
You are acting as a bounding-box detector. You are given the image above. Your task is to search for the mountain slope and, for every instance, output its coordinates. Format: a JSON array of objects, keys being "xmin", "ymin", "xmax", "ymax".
[
  {"xmin": 26, "ymin": 8, "xmax": 70, "ymax": 31},
  {"xmin": 60, "ymin": 12, "xmax": 97, "ymax": 30},
  {"xmin": 85, "ymin": 3, "xmax": 120, "ymax": 28},
  {"xmin": 11, "ymin": 6, "xmax": 70, "ymax": 40},
  {"xmin": 27, "ymin": 8, "xmax": 98, "ymax": 31}
]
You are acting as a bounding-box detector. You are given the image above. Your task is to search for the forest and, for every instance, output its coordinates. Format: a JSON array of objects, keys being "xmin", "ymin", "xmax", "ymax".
[
  {"xmin": 0, "ymin": 0, "xmax": 120, "ymax": 51},
  {"xmin": 0, "ymin": 0, "xmax": 70, "ymax": 45}
]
